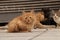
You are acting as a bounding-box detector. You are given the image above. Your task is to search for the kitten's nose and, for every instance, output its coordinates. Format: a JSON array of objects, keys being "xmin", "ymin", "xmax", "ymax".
[{"xmin": 28, "ymin": 20, "xmax": 30, "ymax": 22}]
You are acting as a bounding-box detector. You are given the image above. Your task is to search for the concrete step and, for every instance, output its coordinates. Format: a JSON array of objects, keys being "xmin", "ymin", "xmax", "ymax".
[
  {"xmin": 0, "ymin": 29, "xmax": 47, "ymax": 40},
  {"xmin": 33, "ymin": 29, "xmax": 60, "ymax": 40}
]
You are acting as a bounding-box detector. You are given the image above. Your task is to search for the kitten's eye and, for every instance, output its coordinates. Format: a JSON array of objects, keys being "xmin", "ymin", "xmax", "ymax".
[
  {"xmin": 25, "ymin": 17, "xmax": 27, "ymax": 19},
  {"xmin": 29, "ymin": 17, "xmax": 31, "ymax": 18}
]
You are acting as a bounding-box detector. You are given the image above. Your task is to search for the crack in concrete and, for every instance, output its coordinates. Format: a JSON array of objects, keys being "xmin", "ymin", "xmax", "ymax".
[{"xmin": 28, "ymin": 29, "xmax": 48, "ymax": 40}]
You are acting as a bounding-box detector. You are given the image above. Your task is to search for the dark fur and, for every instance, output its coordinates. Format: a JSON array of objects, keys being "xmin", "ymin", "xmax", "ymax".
[{"xmin": 41, "ymin": 8, "xmax": 57, "ymax": 27}]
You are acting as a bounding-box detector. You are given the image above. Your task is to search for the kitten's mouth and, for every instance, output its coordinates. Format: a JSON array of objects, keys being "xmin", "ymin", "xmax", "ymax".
[
  {"xmin": 24, "ymin": 20, "xmax": 33, "ymax": 24},
  {"xmin": 53, "ymin": 15, "xmax": 58, "ymax": 19},
  {"xmin": 26, "ymin": 21, "xmax": 32, "ymax": 24}
]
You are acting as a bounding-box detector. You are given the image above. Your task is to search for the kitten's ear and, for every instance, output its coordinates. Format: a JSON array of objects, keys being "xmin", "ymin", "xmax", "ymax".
[
  {"xmin": 52, "ymin": 10, "xmax": 55, "ymax": 13},
  {"xmin": 22, "ymin": 11, "xmax": 25, "ymax": 14},
  {"xmin": 30, "ymin": 10, "xmax": 35, "ymax": 13},
  {"xmin": 19, "ymin": 16, "xmax": 23, "ymax": 20},
  {"xmin": 51, "ymin": 10, "xmax": 56, "ymax": 15}
]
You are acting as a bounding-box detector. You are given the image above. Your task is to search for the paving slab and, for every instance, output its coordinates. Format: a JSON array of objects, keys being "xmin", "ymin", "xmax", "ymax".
[
  {"xmin": 0, "ymin": 29, "xmax": 47, "ymax": 40},
  {"xmin": 32, "ymin": 29, "xmax": 60, "ymax": 40}
]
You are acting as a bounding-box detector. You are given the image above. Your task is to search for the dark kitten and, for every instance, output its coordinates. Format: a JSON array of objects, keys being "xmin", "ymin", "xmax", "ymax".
[{"xmin": 41, "ymin": 8, "xmax": 57, "ymax": 27}]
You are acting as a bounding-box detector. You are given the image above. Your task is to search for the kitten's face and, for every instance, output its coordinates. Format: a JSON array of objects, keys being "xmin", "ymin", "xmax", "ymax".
[
  {"xmin": 53, "ymin": 14, "xmax": 59, "ymax": 19},
  {"xmin": 36, "ymin": 12, "xmax": 44, "ymax": 21},
  {"xmin": 22, "ymin": 12, "xmax": 35, "ymax": 24},
  {"xmin": 52, "ymin": 10, "xmax": 60, "ymax": 19}
]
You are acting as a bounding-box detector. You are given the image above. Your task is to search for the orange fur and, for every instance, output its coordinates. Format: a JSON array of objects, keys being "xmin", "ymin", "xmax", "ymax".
[
  {"xmin": 8, "ymin": 11, "xmax": 36, "ymax": 32},
  {"xmin": 34, "ymin": 11, "xmax": 45, "ymax": 29}
]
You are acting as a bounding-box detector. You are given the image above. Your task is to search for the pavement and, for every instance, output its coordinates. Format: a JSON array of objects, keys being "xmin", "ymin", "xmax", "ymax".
[{"xmin": 0, "ymin": 25, "xmax": 60, "ymax": 40}]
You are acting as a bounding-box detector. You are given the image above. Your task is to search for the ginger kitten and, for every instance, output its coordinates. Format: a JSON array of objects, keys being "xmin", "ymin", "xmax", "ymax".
[
  {"xmin": 34, "ymin": 11, "xmax": 45, "ymax": 29},
  {"xmin": 8, "ymin": 11, "xmax": 36, "ymax": 32}
]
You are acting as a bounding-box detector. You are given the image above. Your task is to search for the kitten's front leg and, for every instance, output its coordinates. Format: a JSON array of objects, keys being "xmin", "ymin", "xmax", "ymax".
[
  {"xmin": 27, "ymin": 26, "xmax": 33, "ymax": 32},
  {"xmin": 37, "ymin": 22, "xmax": 45, "ymax": 29},
  {"xmin": 56, "ymin": 24, "xmax": 60, "ymax": 29},
  {"xmin": 34, "ymin": 22, "xmax": 45, "ymax": 29}
]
